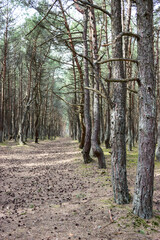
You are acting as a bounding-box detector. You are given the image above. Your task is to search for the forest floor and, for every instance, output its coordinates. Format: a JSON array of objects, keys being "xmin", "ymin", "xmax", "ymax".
[{"xmin": 0, "ymin": 138, "xmax": 160, "ymax": 240}]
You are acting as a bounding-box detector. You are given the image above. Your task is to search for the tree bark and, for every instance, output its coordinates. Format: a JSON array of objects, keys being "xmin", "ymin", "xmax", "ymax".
[
  {"xmin": 103, "ymin": 0, "xmax": 111, "ymax": 148},
  {"xmin": 0, "ymin": 8, "xmax": 8, "ymax": 142},
  {"xmin": 72, "ymin": 58, "xmax": 78, "ymax": 141},
  {"xmin": 124, "ymin": 0, "xmax": 133, "ymax": 151},
  {"xmin": 18, "ymin": 99, "xmax": 31, "ymax": 145},
  {"xmin": 111, "ymin": 0, "xmax": 129, "ymax": 204},
  {"xmin": 133, "ymin": 0, "xmax": 156, "ymax": 219},
  {"xmin": 155, "ymin": 30, "xmax": 160, "ymax": 161},
  {"xmin": 82, "ymin": 8, "xmax": 92, "ymax": 163},
  {"xmin": 89, "ymin": 0, "xmax": 106, "ymax": 169}
]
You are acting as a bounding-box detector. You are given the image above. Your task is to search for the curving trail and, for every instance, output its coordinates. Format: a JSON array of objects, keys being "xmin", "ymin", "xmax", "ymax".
[{"xmin": 0, "ymin": 138, "xmax": 159, "ymax": 240}]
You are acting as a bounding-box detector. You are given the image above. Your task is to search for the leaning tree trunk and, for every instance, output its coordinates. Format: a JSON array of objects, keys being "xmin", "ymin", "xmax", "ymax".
[
  {"xmin": 111, "ymin": 0, "xmax": 129, "ymax": 204},
  {"xmin": 89, "ymin": 1, "xmax": 106, "ymax": 169},
  {"xmin": 133, "ymin": 0, "xmax": 156, "ymax": 219}
]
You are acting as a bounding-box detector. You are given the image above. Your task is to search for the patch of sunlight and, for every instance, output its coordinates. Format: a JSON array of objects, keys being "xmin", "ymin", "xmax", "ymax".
[
  {"xmin": 0, "ymin": 157, "xmax": 78, "ymax": 169},
  {"xmin": 0, "ymin": 151, "xmax": 81, "ymax": 161},
  {"xmin": 127, "ymin": 151, "xmax": 138, "ymax": 156},
  {"xmin": 31, "ymin": 151, "xmax": 81, "ymax": 158},
  {"xmin": 71, "ymin": 140, "xmax": 79, "ymax": 143},
  {"xmin": 0, "ymin": 163, "xmax": 9, "ymax": 167},
  {"xmin": 22, "ymin": 157, "xmax": 77, "ymax": 167},
  {"xmin": 54, "ymin": 151, "xmax": 81, "ymax": 155},
  {"xmin": 0, "ymin": 155, "xmax": 30, "ymax": 160},
  {"xmin": 11, "ymin": 144, "xmax": 30, "ymax": 148}
]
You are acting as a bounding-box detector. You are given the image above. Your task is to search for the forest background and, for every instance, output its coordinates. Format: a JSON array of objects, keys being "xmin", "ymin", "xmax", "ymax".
[{"xmin": 0, "ymin": 0, "xmax": 160, "ymax": 222}]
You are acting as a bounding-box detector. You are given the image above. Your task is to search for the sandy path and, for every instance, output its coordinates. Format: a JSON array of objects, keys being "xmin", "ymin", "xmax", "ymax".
[{"xmin": 0, "ymin": 138, "xmax": 159, "ymax": 240}]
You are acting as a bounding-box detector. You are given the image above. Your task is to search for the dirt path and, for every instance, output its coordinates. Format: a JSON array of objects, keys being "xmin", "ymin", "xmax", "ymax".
[{"xmin": 0, "ymin": 138, "xmax": 160, "ymax": 240}]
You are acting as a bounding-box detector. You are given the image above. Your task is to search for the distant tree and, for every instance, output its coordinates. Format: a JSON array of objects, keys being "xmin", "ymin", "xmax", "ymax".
[{"xmin": 0, "ymin": 1, "xmax": 9, "ymax": 142}]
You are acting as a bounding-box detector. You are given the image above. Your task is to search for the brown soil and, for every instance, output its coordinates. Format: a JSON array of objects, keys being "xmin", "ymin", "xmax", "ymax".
[{"xmin": 0, "ymin": 138, "xmax": 160, "ymax": 240}]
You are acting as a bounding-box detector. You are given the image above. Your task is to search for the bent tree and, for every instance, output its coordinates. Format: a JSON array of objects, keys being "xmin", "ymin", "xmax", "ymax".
[
  {"xmin": 89, "ymin": 0, "xmax": 106, "ymax": 169},
  {"xmin": 133, "ymin": 0, "xmax": 156, "ymax": 219},
  {"xmin": 74, "ymin": 1, "xmax": 92, "ymax": 163}
]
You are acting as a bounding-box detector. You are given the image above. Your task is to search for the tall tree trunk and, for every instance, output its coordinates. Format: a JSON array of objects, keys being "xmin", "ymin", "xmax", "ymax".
[
  {"xmin": 72, "ymin": 58, "xmax": 78, "ymax": 141},
  {"xmin": 89, "ymin": 1, "xmax": 106, "ymax": 169},
  {"xmin": 127, "ymin": 38, "xmax": 133, "ymax": 151},
  {"xmin": 34, "ymin": 68, "xmax": 42, "ymax": 143},
  {"xmin": 35, "ymin": 100, "xmax": 40, "ymax": 144},
  {"xmin": 7, "ymin": 70, "xmax": 12, "ymax": 139},
  {"xmin": 82, "ymin": 8, "xmax": 92, "ymax": 163},
  {"xmin": 0, "ymin": 8, "xmax": 8, "ymax": 142},
  {"xmin": 155, "ymin": 30, "xmax": 160, "ymax": 161},
  {"xmin": 105, "ymin": 83, "xmax": 111, "ymax": 148},
  {"xmin": 111, "ymin": 0, "xmax": 129, "ymax": 204},
  {"xmin": 18, "ymin": 64, "xmax": 24, "ymax": 145},
  {"xmin": 13, "ymin": 68, "xmax": 17, "ymax": 141},
  {"xmin": 100, "ymin": 94, "xmax": 105, "ymax": 143},
  {"xmin": 133, "ymin": 0, "xmax": 156, "ymax": 219},
  {"xmin": 124, "ymin": 0, "xmax": 133, "ymax": 151},
  {"xmin": 103, "ymin": 0, "xmax": 111, "ymax": 148}
]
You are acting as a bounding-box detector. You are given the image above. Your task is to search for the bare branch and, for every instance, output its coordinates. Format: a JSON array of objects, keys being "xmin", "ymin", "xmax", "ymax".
[
  {"xmin": 84, "ymin": 87, "xmax": 106, "ymax": 99},
  {"xmin": 104, "ymin": 78, "xmax": 140, "ymax": 83},
  {"xmin": 103, "ymin": 31, "xmax": 140, "ymax": 47},
  {"xmin": 52, "ymin": 91, "xmax": 83, "ymax": 107},
  {"xmin": 118, "ymin": 31, "xmax": 140, "ymax": 40},
  {"xmin": 59, "ymin": 81, "xmax": 80, "ymax": 90},
  {"xmin": 85, "ymin": 83, "xmax": 114, "ymax": 108},
  {"xmin": 74, "ymin": 0, "xmax": 111, "ymax": 18},
  {"xmin": 99, "ymin": 58, "xmax": 139, "ymax": 65}
]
